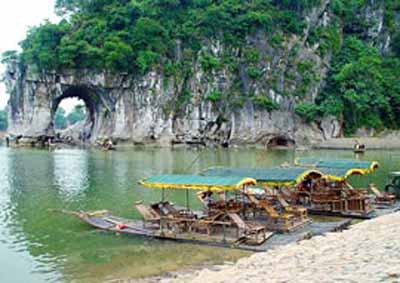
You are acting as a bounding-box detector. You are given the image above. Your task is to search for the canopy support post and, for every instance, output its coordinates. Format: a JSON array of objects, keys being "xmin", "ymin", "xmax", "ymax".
[
  {"xmin": 241, "ymin": 185, "xmax": 247, "ymax": 220},
  {"xmin": 161, "ymin": 188, "xmax": 165, "ymax": 235},
  {"xmin": 222, "ymin": 191, "xmax": 227, "ymax": 244},
  {"xmin": 186, "ymin": 189, "xmax": 189, "ymax": 210}
]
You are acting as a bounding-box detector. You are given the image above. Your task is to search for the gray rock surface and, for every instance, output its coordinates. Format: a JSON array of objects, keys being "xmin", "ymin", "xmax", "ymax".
[{"xmin": 3, "ymin": 59, "xmax": 338, "ymax": 147}]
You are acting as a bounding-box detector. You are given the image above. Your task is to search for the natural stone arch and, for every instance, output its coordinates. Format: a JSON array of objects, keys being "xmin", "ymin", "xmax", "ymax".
[{"xmin": 50, "ymin": 86, "xmax": 98, "ymax": 139}]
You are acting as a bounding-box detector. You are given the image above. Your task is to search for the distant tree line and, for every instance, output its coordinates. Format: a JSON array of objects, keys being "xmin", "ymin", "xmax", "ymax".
[
  {"xmin": 0, "ymin": 105, "xmax": 86, "ymax": 132},
  {"xmin": 54, "ymin": 105, "xmax": 87, "ymax": 130},
  {"xmin": 0, "ymin": 110, "xmax": 7, "ymax": 131}
]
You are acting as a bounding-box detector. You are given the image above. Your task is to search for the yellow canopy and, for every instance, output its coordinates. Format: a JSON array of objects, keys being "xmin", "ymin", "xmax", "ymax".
[
  {"xmin": 295, "ymin": 158, "xmax": 379, "ymax": 181},
  {"xmin": 140, "ymin": 174, "xmax": 256, "ymax": 192},
  {"xmin": 202, "ymin": 167, "xmax": 323, "ymax": 187}
]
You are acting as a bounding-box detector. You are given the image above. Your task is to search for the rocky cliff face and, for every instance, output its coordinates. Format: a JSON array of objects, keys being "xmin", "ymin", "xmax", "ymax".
[
  {"xmin": 8, "ymin": 0, "xmax": 394, "ymax": 147},
  {"xmin": 4, "ymin": 57, "xmax": 340, "ymax": 147}
]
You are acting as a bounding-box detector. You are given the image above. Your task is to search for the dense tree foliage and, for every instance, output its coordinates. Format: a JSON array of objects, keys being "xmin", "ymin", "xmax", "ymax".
[
  {"xmin": 6, "ymin": 0, "xmax": 400, "ymax": 135},
  {"xmin": 296, "ymin": 35, "xmax": 400, "ymax": 135},
  {"xmin": 299, "ymin": 0, "xmax": 400, "ymax": 135},
  {"xmin": 67, "ymin": 105, "xmax": 87, "ymax": 125},
  {"xmin": 318, "ymin": 37, "xmax": 400, "ymax": 134},
  {"xmin": 19, "ymin": 0, "xmax": 316, "ymax": 74},
  {"xmin": 0, "ymin": 110, "xmax": 7, "ymax": 131},
  {"xmin": 54, "ymin": 107, "xmax": 68, "ymax": 129}
]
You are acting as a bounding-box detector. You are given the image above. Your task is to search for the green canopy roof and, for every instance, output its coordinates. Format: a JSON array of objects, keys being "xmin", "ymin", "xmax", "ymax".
[
  {"xmin": 140, "ymin": 174, "xmax": 256, "ymax": 191},
  {"xmin": 296, "ymin": 158, "xmax": 379, "ymax": 170},
  {"xmin": 202, "ymin": 167, "xmax": 322, "ymax": 186},
  {"xmin": 295, "ymin": 158, "xmax": 379, "ymax": 180}
]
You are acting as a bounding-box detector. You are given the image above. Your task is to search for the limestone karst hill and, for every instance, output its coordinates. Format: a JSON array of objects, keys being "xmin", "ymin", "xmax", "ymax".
[{"xmin": 3, "ymin": 0, "xmax": 400, "ymax": 147}]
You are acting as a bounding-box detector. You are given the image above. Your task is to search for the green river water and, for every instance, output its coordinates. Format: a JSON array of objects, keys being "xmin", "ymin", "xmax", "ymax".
[{"xmin": 0, "ymin": 146, "xmax": 398, "ymax": 282}]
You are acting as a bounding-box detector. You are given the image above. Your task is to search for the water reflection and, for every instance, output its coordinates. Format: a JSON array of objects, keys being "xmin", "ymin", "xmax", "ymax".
[
  {"xmin": 54, "ymin": 149, "xmax": 89, "ymax": 201},
  {"xmin": 0, "ymin": 148, "xmax": 62, "ymax": 283}
]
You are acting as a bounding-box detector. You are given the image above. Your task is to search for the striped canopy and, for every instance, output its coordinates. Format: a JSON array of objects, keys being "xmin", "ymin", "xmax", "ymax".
[
  {"xmin": 140, "ymin": 174, "xmax": 256, "ymax": 191},
  {"xmin": 202, "ymin": 167, "xmax": 322, "ymax": 187}
]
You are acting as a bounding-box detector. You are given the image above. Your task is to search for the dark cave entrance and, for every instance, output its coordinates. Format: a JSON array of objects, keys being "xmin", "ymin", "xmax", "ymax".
[{"xmin": 267, "ymin": 136, "xmax": 295, "ymax": 148}]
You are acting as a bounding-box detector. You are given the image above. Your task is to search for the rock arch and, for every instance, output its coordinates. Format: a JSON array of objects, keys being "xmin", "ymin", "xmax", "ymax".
[
  {"xmin": 51, "ymin": 86, "xmax": 97, "ymax": 138},
  {"xmin": 3, "ymin": 65, "xmax": 122, "ymax": 144}
]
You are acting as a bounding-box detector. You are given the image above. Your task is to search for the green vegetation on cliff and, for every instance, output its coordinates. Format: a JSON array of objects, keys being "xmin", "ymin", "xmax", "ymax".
[
  {"xmin": 317, "ymin": 36, "xmax": 400, "ymax": 134},
  {"xmin": 4, "ymin": 0, "xmax": 400, "ymax": 135},
  {"xmin": 19, "ymin": 0, "xmax": 318, "ymax": 73}
]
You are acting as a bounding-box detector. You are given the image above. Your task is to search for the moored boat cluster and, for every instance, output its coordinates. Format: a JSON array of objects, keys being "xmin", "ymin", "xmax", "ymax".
[{"xmin": 73, "ymin": 158, "xmax": 399, "ymax": 248}]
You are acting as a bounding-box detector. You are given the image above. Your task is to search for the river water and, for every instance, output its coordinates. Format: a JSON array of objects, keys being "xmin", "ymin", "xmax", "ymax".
[{"xmin": 0, "ymin": 146, "xmax": 398, "ymax": 282}]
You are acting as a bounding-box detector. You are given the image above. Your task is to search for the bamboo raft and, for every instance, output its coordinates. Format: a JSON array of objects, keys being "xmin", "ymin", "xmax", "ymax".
[
  {"xmin": 72, "ymin": 209, "xmax": 274, "ymax": 248},
  {"xmin": 62, "ymin": 199, "xmax": 399, "ymax": 252},
  {"xmin": 71, "ymin": 210, "xmax": 352, "ymax": 252}
]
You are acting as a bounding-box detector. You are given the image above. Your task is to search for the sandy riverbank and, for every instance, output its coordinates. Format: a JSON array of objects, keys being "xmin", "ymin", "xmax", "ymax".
[
  {"xmin": 314, "ymin": 137, "xmax": 400, "ymax": 150},
  {"xmin": 163, "ymin": 212, "xmax": 400, "ymax": 283}
]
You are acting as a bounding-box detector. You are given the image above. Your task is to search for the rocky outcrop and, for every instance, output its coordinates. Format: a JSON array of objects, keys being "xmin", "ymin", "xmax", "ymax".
[
  {"xmin": 4, "ymin": 58, "xmax": 341, "ymax": 147},
  {"xmin": 13, "ymin": 0, "xmax": 393, "ymax": 147}
]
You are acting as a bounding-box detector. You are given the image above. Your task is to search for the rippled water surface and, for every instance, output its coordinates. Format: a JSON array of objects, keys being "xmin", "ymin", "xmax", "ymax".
[{"xmin": 0, "ymin": 147, "xmax": 398, "ymax": 282}]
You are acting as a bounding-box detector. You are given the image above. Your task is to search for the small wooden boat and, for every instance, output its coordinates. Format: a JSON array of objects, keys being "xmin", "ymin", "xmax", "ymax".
[
  {"xmin": 353, "ymin": 147, "xmax": 366, "ymax": 154},
  {"xmin": 353, "ymin": 142, "xmax": 366, "ymax": 153},
  {"xmin": 96, "ymin": 138, "xmax": 116, "ymax": 151}
]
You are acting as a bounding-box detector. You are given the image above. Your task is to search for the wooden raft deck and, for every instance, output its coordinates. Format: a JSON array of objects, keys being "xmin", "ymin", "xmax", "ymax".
[
  {"xmin": 240, "ymin": 219, "xmax": 351, "ymax": 252},
  {"xmin": 73, "ymin": 202, "xmax": 400, "ymax": 252},
  {"xmin": 374, "ymin": 202, "xmax": 400, "ymax": 217},
  {"xmin": 306, "ymin": 209, "xmax": 375, "ymax": 219},
  {"xmin": 75, "ymin": 212, "xmax": 349, "ymax": 252},
  {"xmin": 306, "ymin": 201, "xmax": 400, "ymax": 219}
]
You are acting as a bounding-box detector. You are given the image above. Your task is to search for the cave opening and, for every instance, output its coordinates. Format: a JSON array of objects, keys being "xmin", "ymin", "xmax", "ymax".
[
  {"xmin": 267, "ymin": 136, "xmax": 295, "ymax": 148},
  {"xmin": 52, "ymin": 87, "xmax": 96, "ymax": 143}
]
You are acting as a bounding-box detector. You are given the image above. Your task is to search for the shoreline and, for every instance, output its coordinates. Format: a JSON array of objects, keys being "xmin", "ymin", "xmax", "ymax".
[
  {"xmin": 160, "ymin": 211, "xmax": 400, "ymax": 283},
  {"xmin": 2, "ymin": 135, "xmax": 400, "ymax": 150},
  {"xmin": 313, "ymin": 137, "xmax": 400, "ymax": 150}
]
